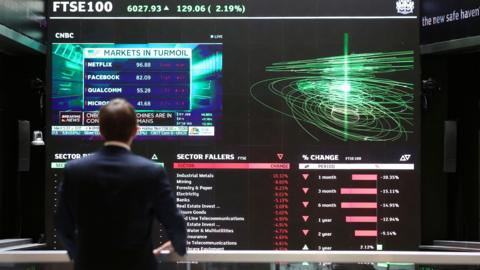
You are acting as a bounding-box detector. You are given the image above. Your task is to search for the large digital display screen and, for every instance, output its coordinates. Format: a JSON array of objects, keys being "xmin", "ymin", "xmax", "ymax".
[{"xmin": 47, "ymin": 0, "xmax": 420, "ymax": 251}]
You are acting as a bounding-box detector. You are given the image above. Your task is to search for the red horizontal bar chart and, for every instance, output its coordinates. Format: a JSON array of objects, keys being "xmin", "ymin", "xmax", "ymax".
[
  {"xmin": 173, "ymin": 162, "xmax": 290, "ymax": 170},
  {"xmin": 354, "ymin": 230, "xmax": 378, "ymax": 237},
  {"xmin": 352, "ymin": 174, "xmax": 378, "ymax": 181},
  {"xmin": 341, "ymin": 202, "xmax": 377, "ymax": 209},
  {"xmin": 341, "ymin": 188, "xmax": 377, "ymax": 195},
  {"xmin": 346, "ymin": 216, "xmax": 377, "ymax": 223}
]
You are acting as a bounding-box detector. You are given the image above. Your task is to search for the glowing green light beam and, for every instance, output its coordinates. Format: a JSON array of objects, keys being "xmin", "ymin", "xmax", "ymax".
[{"xmin": 250, "ymin": 35, "xmax": 414, "ymax": 142}]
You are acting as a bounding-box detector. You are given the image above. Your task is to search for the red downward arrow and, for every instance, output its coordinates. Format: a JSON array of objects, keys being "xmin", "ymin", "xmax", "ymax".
[
  {"xmin": 302, "ymin": 201, "xmax": 309, "ymax": 208},
  {"xmin": 302, "ymin": 174, "xmax": 309, "ymax": 180},
  {"xmin": 302, "ymin": 188, "xmax": 309, "ymax": 194},
  {"xmin": 302, "ymin": 216, "xmax": 309, "ymax": 222},
  {"xmin": 277, "ymin": 153, "xmax": 284, "ymax": 160},
  {"xmin": 302, "ymin": 229, "xmax": 309, "ymax": 236}
]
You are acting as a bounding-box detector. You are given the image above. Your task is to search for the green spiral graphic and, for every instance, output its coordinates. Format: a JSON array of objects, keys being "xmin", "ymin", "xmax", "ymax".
[{"xmin": 250, "ymin": 33, "xmax": 414, "ymax": 142}]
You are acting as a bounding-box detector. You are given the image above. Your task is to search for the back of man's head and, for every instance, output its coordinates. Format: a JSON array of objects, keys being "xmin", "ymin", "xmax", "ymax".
[{"xmin": 99, "ymin": 98, "xmax": 137, "ymax": 142}]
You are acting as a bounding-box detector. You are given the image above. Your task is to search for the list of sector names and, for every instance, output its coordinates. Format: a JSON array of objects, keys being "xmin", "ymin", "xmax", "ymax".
[{"xmin": 171, "ymin": 152, "xmax": 415, "ymax": 251}]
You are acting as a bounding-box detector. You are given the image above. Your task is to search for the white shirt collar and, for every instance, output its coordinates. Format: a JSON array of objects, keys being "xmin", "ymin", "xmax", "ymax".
[{"xmin": 104, "ymin": 141, "xmax": 131, "ymax": 151}]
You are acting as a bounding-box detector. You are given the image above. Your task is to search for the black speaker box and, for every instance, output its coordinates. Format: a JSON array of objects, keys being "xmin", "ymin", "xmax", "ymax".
[
  {"xmin": 17, "ymin": 120, "xmax": 30, "ymax": 172},
  {"xmin": 444, "ymin": 120, "xmax": 457, "ymax": 173}
]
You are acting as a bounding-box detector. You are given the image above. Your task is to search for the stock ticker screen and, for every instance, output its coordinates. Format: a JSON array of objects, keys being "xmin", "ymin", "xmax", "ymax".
[{"xmin": 46, "ymin": 0, "xmax": 421, "ymax": 251}]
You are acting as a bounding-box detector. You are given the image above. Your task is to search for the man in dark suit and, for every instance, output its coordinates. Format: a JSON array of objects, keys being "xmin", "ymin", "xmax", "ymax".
[{"xmin": 56, "ymin": 98, "xmax": 186, "ymax": 270}]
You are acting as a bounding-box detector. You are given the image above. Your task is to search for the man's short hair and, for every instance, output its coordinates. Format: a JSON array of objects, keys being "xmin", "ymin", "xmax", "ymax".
[{"xmin": 99, "ymin": 98, "xmax": 137, "ymax": 142}]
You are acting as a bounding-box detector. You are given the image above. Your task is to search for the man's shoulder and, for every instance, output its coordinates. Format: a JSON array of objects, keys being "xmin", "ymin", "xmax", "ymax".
[
  {"xmin": 121, "ymin": 153, "xmax": 166, "ymax": 182},
  {"xmin": 64, "ymin": 152, "xmax": 98, "ymax": 170},
  {"xmin": 120, "ymin": 152, "xmax": 163, "ymax": 174},
  {"xmin": 65, "ymin": 149, "xmax": 163, "ymax": 173}
]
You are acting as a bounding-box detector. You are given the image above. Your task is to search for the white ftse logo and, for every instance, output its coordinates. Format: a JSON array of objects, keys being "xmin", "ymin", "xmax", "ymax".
[
  {"xmin": 400, "ymin": 154, "xmax": 411, "ymax": 162},
  {"xmin": 52, "ymin": 1, "xmax": 113, "ymax": 13},
  {"xmin": 396, "ymin": 0, "xmax": 414, "ymax": 15}
]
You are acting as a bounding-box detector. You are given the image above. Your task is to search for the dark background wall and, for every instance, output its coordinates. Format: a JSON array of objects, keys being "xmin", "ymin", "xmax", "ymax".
[
  {"xmin": 0, "ymin": 53, "xmax": 46, "ymax": 241},
  {"xmin": 421, "ymin": 55, "xmax": 449, "ymax": 244},
  {"xmin": 0, "ymin": 0, "xmax": 45, "ymax": 242},
  {"xmin": 421, "ymin": 51, "xmax": 480, "ymax": 243},
  {"xmin": 446, "ymin": 52, "xmax": 480, "ymax": 240}
]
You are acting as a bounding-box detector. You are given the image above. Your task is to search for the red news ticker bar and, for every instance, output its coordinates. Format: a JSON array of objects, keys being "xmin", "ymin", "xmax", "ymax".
[
  {"xmin": 354, "ymin": 230, "xmax": 378, "ymax": 237},
  {"xmin": 341, "ymin": 202, "xmax": 377, "ymax": 209},
  {"xmin": 352, "ymin": 174, "xmax": 378, "ymax": 181},
  {"xmin": 173, "ymin": 162, "xmax": 290, "ymax": 170},
  {"xmin": 346, "ymin": 216, "xmax": 377, "ymax": 223},
  {"xmin": 341, "ymin": 188, "xmax": 377, "ymax": 195}
]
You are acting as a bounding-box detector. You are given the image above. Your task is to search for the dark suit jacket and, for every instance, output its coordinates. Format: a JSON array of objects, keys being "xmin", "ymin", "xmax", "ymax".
[{"xmin": 55, "ymin": 145, "xmax": 186, "ymax": 270}]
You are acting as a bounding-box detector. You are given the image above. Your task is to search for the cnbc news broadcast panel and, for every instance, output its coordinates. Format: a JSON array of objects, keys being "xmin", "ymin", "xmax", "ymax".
[{"xmin": 47, "ymin": 0, "xmax": 420, "ymax": 251}]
